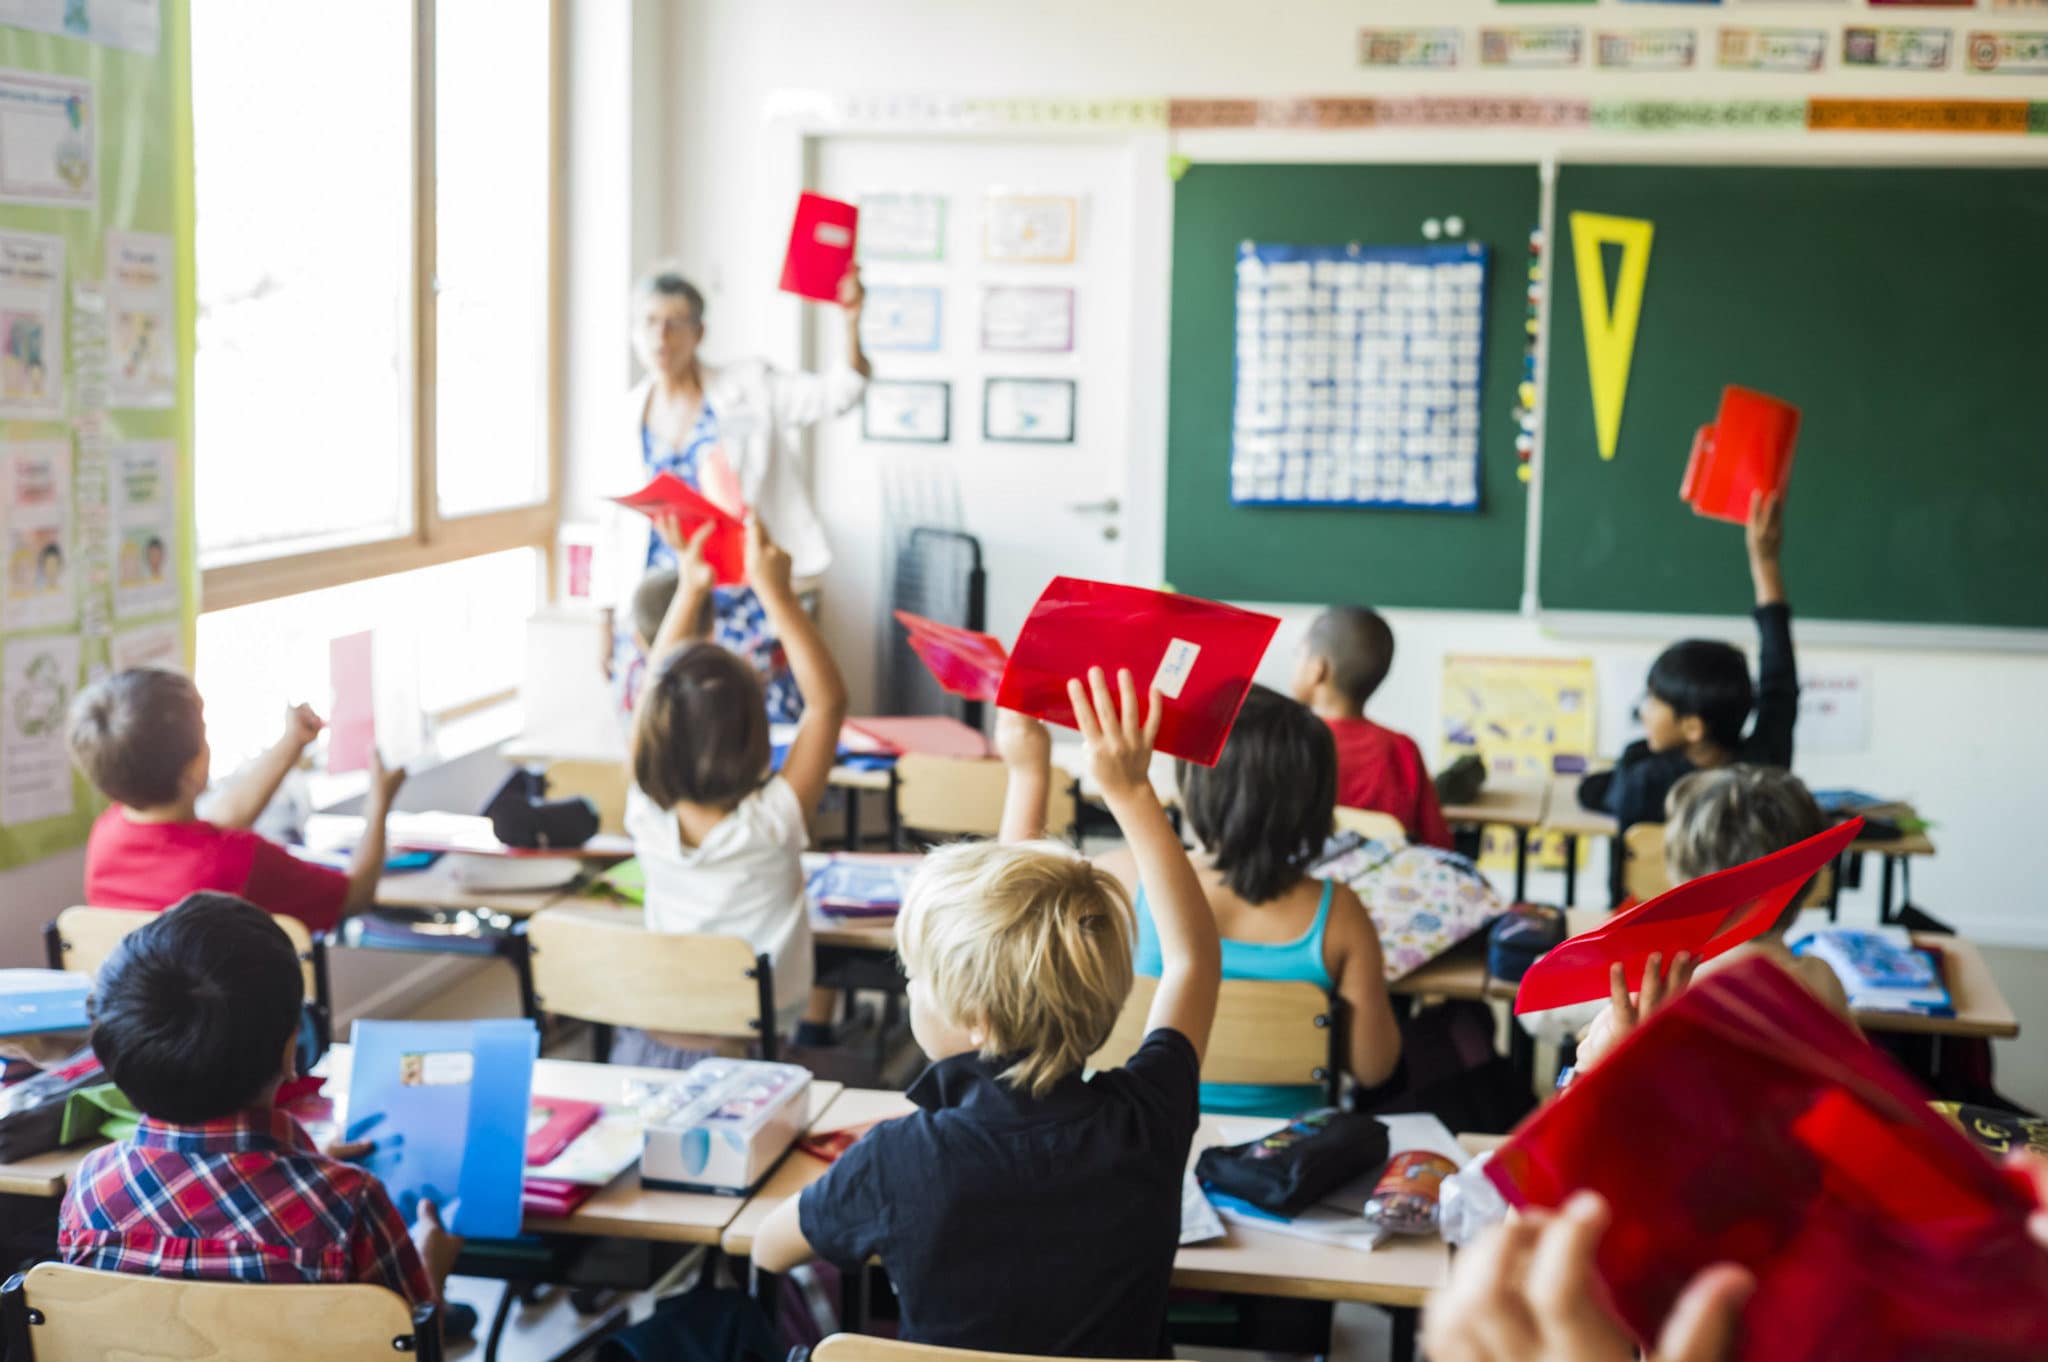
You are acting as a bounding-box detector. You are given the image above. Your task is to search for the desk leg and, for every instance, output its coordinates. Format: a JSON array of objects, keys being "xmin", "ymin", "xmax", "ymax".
[
  {"xmin": 1508, "ymin": 1014, "xmax": 1535, "ymax": 1093},
  {"xmin": 1559, "ymin": 833, "xmax": 1577, "ymax": 908},
  {"xmin": 887, "ymin": 769, "xmax": 904, "ymax": 852},
  {"xmin": 1514, "ymin": 828, "xmax": 1530, "ymax": 904},
  {"xmin": 842, "ymin": 787, "xmax": 861, "ymax": 852},
  {"xmin": 1827, "ymin": 853, "xmax": 1844, "ymax": 923},
  {"xmin": 505, "ymin": 930, "xmax": 539, "ymax": 1024},
  {"xmin": 1388, "ymin": 1305, "xmax": 1418, "ymax": 1362},
  {"xmin": 1880, "ymin": 855, "xmax": 1898, "ymax": 925}
]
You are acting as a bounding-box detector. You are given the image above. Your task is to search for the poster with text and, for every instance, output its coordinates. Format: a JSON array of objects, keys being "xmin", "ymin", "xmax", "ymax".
[
  {"xmin": 111, "ymin": 440, "xmax": 175, "ymax": 617},
  {"xmin": 111, "ymin": 619, "xmax": 182, "ymax": 673},
  {"xmin": 0, "ymin": 230, "xmax": 63, "ymax": 419},
  {"xmin": 0, "ymin": 0, "xmax": 159, "ymax": 55},
  {"xmin": 0, "ymin": 68, "xmax": 93, "ymax": 207},
  {"xmin": 3, "ymin": 440, "xmax": 70, "ymax": 630},
  {"xmin": 106, "ymin": 231, "xmax": 175, "ymax": 408},
  {"xmin": 2, "ymin": 632, "xmax": 78, "ymax": 827},
  {"xmin": 1441, "ymin": 655, "xmax": 1596, "ymax": 872}
]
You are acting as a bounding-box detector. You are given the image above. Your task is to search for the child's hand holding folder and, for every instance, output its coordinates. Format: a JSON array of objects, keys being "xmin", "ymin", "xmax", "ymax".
[{"xmin": 1068, "ymin": 667, "xmax": 1164, "ymax": 808}]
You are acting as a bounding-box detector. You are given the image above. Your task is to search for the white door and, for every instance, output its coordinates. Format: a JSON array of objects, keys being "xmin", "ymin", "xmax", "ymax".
[{"xmin": 807, "ymin": 134, "xmax": 1149, "ymax": 713}]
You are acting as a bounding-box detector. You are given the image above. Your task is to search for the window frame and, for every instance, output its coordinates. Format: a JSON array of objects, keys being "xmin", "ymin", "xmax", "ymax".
[{"xmin": 199, "ymin": 0, "xmax": 566, "ymax": 614}]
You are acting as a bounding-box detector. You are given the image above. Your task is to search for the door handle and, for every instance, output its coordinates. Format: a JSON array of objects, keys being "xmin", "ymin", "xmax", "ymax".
[{"xmin": 1068, "ymin": 498, "xmax": 1120, "ymax": 515}]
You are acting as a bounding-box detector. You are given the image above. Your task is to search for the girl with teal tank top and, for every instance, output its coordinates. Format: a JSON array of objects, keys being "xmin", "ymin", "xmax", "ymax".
[{"xmin": 1117, "ymin": 686, "xmax": 1403, "ymax": 1119}]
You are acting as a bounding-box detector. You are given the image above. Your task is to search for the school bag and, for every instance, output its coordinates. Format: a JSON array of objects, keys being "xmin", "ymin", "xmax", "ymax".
[{"xmin": 1311, "ymin": 835, "xmax": 1507, "ymax": 980}]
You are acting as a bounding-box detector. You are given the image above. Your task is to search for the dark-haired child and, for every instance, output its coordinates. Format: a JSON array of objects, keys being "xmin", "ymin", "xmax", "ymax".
[
  {"xmin": 60, "ymin": 893, "xmax": 460, "ymax": 1306},
  {"xmin": 1291, "ymin": 604, "xmax": 1450, "ymax": 848},
  {"xmin": 69, "ymin": 669, "xmax": 404, "ymax": 930},
  {"xmin": 1577, "ymin": 493, "xmax": 1797, "ymax": 894},
  {"xmin": 619, "ymin": 514, "xmax": 847, "ymax": 1065}
]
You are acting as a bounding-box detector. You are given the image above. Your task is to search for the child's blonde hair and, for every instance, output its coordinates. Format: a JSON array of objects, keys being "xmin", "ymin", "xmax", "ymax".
[{"xmin": 895, "ymin": 839, "xmax": 1134, "ymax": 1097}]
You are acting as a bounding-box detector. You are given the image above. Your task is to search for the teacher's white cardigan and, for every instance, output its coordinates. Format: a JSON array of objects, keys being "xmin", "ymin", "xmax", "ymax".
[{"xmin": 597, "ymin": 359, "xmax": 866, "ymax": 615}]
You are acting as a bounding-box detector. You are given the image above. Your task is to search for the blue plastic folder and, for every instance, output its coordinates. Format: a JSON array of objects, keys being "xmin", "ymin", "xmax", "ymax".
[{"xmin": 347, "ymin": 1019, "xmax": 539, "ymax": 1239}]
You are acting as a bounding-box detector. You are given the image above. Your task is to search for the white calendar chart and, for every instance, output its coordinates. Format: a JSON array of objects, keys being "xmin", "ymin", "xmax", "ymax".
[{"xmin": 1231, "ymin": 241, "xmax": 1489, "ymax": 511}]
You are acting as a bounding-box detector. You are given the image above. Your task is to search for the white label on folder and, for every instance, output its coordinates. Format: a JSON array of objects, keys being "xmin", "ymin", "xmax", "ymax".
[
  {"xmin": 815, "ymin": 223, "xmax": 852, "ymax": 248},
  {"xmin": 1153, "ymin": 639, "xmax": 1201, "ymax": 701},
  {"xmin": 401, "ymin": 1050, "xmax": 475, "ymax": 1087}
]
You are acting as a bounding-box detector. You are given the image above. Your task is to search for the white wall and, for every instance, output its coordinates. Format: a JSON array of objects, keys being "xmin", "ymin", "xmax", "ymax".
[{"xmin": 624, "ymin": 0, "xmax": 2048, "ymax": 941}]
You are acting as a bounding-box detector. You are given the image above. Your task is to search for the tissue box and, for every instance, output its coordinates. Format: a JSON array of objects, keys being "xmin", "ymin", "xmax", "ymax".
[{"xmin": 636, "ymin": 1059, "xmax": 811, "ymax": 1195}]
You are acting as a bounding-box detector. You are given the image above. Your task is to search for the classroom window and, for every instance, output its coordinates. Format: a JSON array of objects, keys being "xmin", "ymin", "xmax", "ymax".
[{"xmin": 192, "ymin": 0, "xmax": 561, "ymax": 610}]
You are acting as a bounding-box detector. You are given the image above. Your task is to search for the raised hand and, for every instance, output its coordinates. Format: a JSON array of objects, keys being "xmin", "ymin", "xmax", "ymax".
[{"xmin": 1065, "ymin": 666, "xmax": 1163, "ymax": 807}]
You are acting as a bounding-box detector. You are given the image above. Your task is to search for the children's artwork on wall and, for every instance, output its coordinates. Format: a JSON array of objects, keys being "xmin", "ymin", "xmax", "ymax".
[
  {"xmin": 983, "ymin": 193, "xmax": 1077, "ymax": 264},
  {"xmin": 980, "ymin": 284, "xmax": 1074, "ymax": 352},
  {"xmin": 1843, "ymin": 26, "xmax": 1953, "ymax": 68},
  {"xmin": 983, "ymin": 377, "xmax": 1076, "ymax": 443},
  {"xmin": 110, "ymin": 619, "xmax": 180, "ymax": 673},
  {"xmin": 1441, "ymin": 655, "xmax": 1596, "ymax": 873},
  {"xmin": 1358, "ymin": 28, "xmax": 1463, "ymax": 67},
  {"xmin": 0, "ymin": 0, "xmax": 160, "ymax": 55},
  {"xmin": 1231, "ymin": 241, "xmax": 1487, "ymax": 511},
  {"xmin": 857, "ymin": 192, "xmax": 946, "ymax": 262},
  {"xmin": 0, "ymin": 69, "xmax": 94, "ymax": 206},
  {"xmin": 1967, "ymin": 31, "xmax": 2048, "ymax": 73},
  {"xmin": 1594, "ymin": 29, "xmax": 1700, "ymax": 69},
  {"xmin": 0, "ymin": 231, "xmax": 62, "ymax": 419},
  {"xmin": 1717, "ymin": 27, "xmax": 1828, "ymax": 70},
  {"xmin": 110, "ymin": 440, "xmax": 175, "ymax": 618},
  {"xmin": 862, "ymin": 379, "xmax": 951, "ymax": 444},
  {"xmin": 1568, "ymin": 212, "xmax": 1654, "ymax": 462},
  {"xmin": 106, "ymin": 231, "xmax": 175, "ymax": 408},
  {"xmin": 1479, "ymin": 26, "xmax": 1586, "ymax": 68},
  {"xmin": 859, "ymin": 285, "xmax": 943, "ymax": 352},
  {"xmin": 1, "ymin": 631, "xmax": 77, "ymax": 827},
  {"xmin": 2, "ymin": 440, "xmax": 71, "ymax": 631}
]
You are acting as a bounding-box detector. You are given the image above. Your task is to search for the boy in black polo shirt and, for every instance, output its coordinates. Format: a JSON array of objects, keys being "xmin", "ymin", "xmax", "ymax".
[{"xmin": 753, "ymin": 669, "xmax": 1222, "ymax": 1357}]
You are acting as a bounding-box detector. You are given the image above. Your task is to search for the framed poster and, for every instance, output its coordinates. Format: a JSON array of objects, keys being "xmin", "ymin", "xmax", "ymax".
[
  {"xmin": 983, "ymin": 377, "xmax": 1076, "ymax": 443},
  {"xmin": 983, "ymin": 193, "xmax": 1077, "ymax": 264},
  {"xmin": 981, "ymin": 285, "xmax": 1074, "ymax": 352},
  {"xmin": 862, "ymin": 380, "xmax": 951, "ymax": 444},
  {"xmin": 860, "ymin": 285, "xmax": 943, "ymax": 352},
  {"xmin": 857, "ymin": 193, "xmax": 946, "ymax": 262}
]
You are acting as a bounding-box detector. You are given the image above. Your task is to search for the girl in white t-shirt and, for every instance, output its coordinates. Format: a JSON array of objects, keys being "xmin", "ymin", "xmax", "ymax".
[{"xmin": 619, "ymin": 513, "xmax": 848, "ymax": 1067}]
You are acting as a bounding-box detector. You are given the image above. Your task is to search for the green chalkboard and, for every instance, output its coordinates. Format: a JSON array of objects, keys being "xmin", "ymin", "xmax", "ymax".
[
  {"xmin": 1165, "ymin": 164, "xmax": 1538, "ymax": 610},
  {"xmin": 1540, "ymin": 164, "xmax": 2048, "ymax": 629}
]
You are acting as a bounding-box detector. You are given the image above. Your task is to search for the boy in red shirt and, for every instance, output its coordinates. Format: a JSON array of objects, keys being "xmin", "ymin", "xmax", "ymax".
[
  {"xmin": 1291, "ymin": 606, "xmax": 1451, "ymax": 848},
  {"xmin": 68, "ymin": 667, "xmax": 403, "ymax": 931}
]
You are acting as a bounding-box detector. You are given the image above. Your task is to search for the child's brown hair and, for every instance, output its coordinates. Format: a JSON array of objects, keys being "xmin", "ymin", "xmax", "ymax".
[
  {"xmin": 68, "ymin": 667, "xmax": 205, "ymax": 808},
  {"xmin": 631, "ymin": 643, "xmax": 770, "ymax": 810}
]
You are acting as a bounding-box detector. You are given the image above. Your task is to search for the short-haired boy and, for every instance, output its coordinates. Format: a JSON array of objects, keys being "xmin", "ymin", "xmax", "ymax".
[
  {"xmin": 752, "ymin": 670, "xmax": 1221, "ymax": 1357},
  {"xmin": 1292, "ymin": 604, "xmax": 1451, "ymax": 847},
  {"xmin": 60, "ymin": 893, "xmax": 460, "ymax": 1305},
  {"xmin": 68, "ymin": 668, "xmax": 403, "ymax": 930}
]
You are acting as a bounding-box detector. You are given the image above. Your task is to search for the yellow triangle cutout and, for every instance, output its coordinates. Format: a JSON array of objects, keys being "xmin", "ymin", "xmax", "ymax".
[{"xmin": 1569, "ymin": 211, "xmax": 1655, "ymax": 462}]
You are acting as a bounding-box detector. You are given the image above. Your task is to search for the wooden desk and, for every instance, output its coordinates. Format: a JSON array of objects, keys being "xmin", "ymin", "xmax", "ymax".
[
  {"xmin": 1538, "ymin": 776, "xmax": 1615, "ymax": 908},
  {"xmin": 1440, "ymin": 780, "xmax": 1548, "ymax": 902},
  {"xmin": 0, "ymin": 1142, "xmax": 100, "ymax": 1199},
  {"xmin": 376, "ymin": 857, "xmax": 573, "ymax": 917},
  {"xmin": 1856, "ymin": 935, "xmax": 2019, "ymax": 1041},
  {"xmin": 1389, "ymin": 934, "xmax": 1492, "ymax": 1004},
  {"xmin": 829, "ymin": 766, "xmax": 899, "ymax": 852}
]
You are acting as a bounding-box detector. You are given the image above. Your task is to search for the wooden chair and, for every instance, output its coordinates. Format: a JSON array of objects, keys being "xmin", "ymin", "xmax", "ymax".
[
  {"xmin": 44, "ymin": 906, "xmax": 334, "ymax": 1054},
  {"xmin": 813, "ymin": 1334, "xmax": 1155, "ymax": 1362},
  {"xmin": 1333, "ymin": 805, "xmax": 1407, "ymax": 846},
  {"xmin": 525, "ymin": 903, "xmax": 779, "ymax": 1062},
  {"xmin": 543, "ymin": 759, "xmax": 629, "ymax": 837},
  {"xmin": 1622, "ymin": 822, "xmax": 1834, "ymax": 909},
  {"xmin": 1088, "ymin": 975, "xmax": 1339, "ymax": 1105},
  {"xmin": 893, "ymin": 753, "xmax": 1076, "ymax": 843},
  {"xmin": 0, "ymin": 1262, "xmax": 442, "ymax": 1361}
]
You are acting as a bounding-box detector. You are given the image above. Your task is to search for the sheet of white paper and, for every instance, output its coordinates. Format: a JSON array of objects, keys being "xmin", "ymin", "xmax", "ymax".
[
  {"xmin": 983, "ymin": 378, "xmax": 1074, "ymax": 442},
  {"xmin": 0, "ymin": 231, "xmax": 63, "ymax": 419},
  {"xmin": 857, "ymin": 192, "xmax": 945, "ymax": 262},
  {"xmin": 2, "ymin": 633, "xmax": 78, "ymax": 826},
  {"xmin": 2, "ymin": 440, "xmax": 71, "ymax": 631},
  {"xmin": 983, "ymin": 194, "xmax": 1076, "ymax": 264},
  {"xmin": 110, "ymin": 440, "xmax": 176, "ymax": 618},
  {"xmin": 1180, "ymin": 1170, "xmax": 1225, "ymax": 1245},
  {"xmin": 105, "ymin": 231, "xmax": 175, "ymax": 409},
  {"xmin": 110, "ymin": 619, "xmax": 182, "ymax": 673},
  {"xmin": 860, "ymin": 286, "xmax": 942, "ymax": 352},
  {"xmin": 863, "ymin": 380, "xmax": 950, "ymax": 443},
  {"xmin": 0, "ymin": 68, "xmax": 95, "ymax": 206},
  {"xmin": 981, "ymin": 285, "xmax": 1074, "ymax": 352},
  {"xmin": 1796, "ymin": 668, "xmax": 1871, "ymax": 756}
]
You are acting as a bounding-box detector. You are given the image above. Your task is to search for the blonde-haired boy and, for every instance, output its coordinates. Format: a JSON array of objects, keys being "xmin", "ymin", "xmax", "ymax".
[{"xmin": 754, "ymin": 668, "xmax": 1221, "ymax": 1357}]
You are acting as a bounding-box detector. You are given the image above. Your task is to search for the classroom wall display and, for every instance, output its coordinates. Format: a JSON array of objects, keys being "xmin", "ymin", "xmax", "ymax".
[
  {"xmin": 857, "ymin": 192, "xmax": 946, "ymax": 262},
  {"xmin": 862, "ymin": 379, "xmax": 951, "ymax": 444},
  {"xmin": 983, "ymin": 193, "xmax": 1077, "ymax": 264},
  {"xmin": 0, "ymin": 2, "xmax": 194, "ymax": 869},
  {"xmin": 1230, "ymin": 241, "xmax": 1488, "ymax": 512},
  {"xmin": 1968, "ymin": 31, "xmax": 2048, "ymax": 72},
  {"xmin": 980, "ymin": 284, "xmax": 1074, "ymax": 352},
  {"xmin": 1358, "ymin": 28, "xmax": 1462, "ymax": 68},
  {"xmin": 1718, "ymin": 28, "xmax": 1829, "ymax": 71},
  {"xmin": 859, "ymin": 285, "xmax": 943, "ymax": 352},
  {"xmin": 1440, "ymin": 654, "xmax": 1595, "ymax": 873},
  {"xmin": 983, "ymin": 376, "xmax": 1076, "ymax": 443},
  {"xmin": 1479, "ymin": 27, "xmax": 1585, "ymax": 69},
  {"xmin": 1843, "ymin": 27, "xmax": 1952, "ymax": 69},
  {"xmin": 1595, "ymin": 29, "xmax": 1700, "ymax": 69}
]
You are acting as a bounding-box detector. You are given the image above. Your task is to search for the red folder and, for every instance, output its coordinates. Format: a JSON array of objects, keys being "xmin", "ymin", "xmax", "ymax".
[
  {"xmin": 525, "ymin": 1096, "xmax": 603, "ymax": 1168},
  {"xmin": 894, "ymin": 610, "xmax": 1009, "ymax": 703},
  {"xmin": 1485, "ymin": 956, "xmax": 2048, "ymax": 1362},
  {"xmin": 779, "ymin": 192, "xmax": 858, "ymax": 303},
  {"xmin": 1514, "ymin": 817, "xmax": 1863, "ymax": 1013},
  {"xmin": 522, "ymin": 1177, "xmax": 599, "ymax": 1218},
  {"xmin": 1680, "ymin": 386, "xmax": 1801, "ymax": 525},
  {"xmin": 842, "ymin": 716, "xmax": 991, "ymax": 760},
  {"xmin": 996, "ymin": 578, "xmax": 1281, "ymax": 767},
  {"xmin": 609, "ymin": 473, "xmax": 746, "ymax": 586}
]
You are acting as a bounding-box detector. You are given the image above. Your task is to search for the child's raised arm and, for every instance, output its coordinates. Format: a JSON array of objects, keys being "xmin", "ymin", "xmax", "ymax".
[
  {"xmin": 1070, "ymin": 667, "xmax": 1220, "ymax": 1061},
  {"xmin": 646, "ymin": 515, "xmax": 718, "ymax": 660},
  {"xmin": 212, "ymin": 704, "xmax": 324, "ymax": 830},
  {"xmin": 995, "ymin": 709, "xmax": 1054, "ymax": 843},
  {"xmin": 751, "ymin": 515, "xmax": 848, "ymax": 822}
]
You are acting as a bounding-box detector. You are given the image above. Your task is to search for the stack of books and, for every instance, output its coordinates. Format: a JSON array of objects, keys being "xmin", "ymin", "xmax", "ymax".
[{"xmin": 1790, "ymin": 925, "xmax": 1953, "ymax": 1017}]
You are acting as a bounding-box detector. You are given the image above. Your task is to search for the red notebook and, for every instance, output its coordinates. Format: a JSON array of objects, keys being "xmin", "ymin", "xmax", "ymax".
[
  {"xmin": 1680, "ymin": 386, "xmax": 1801, "ymax": 525},
  {"xmin": 842, "ymin": 716, "xmax": 991, "ymax": 760},
  {"xmin": 1514, "ymin": 817, "xmax": 1862, "ymax": 1013},
  {"xmin": 895, "ymin": 610, "xmax": 1009, "ymax": 703},
  {"xmin": 780, "ymin": 192, "xmax": 858, "ymax": 303},
  {"xmin": 609, "ymin": 473, "xmax": 746, "ymax": 585},
  {"xmin": 525, "ymin": 1096, "xmax": 603, "ymax": 1168},
  {"xmin": 996, "ymin": 577, "xmax": 1280, "ymax": 767},
  {"xmin": 1486, "ymin": 956, "xmax": 2048, "ymax": 1362}
]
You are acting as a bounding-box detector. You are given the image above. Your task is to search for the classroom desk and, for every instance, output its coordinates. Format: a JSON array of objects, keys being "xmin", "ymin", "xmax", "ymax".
[
  {"xmin": 1440, "ymin": 780, "xmax": 1549, "ymax": 903},
  {"xmin": 375, "ymin": 857, "xmax": 574, "ymax": 917},
  {"xmin": 0, "ymin": 1142, "xmax": 100, "ymax": 1199},
  {"xmin": 1536, "ymin": 776, "xmax": 1614, "ymax": 909},
  {"xmin": 1858, "ymin": 935, "xmax": 2019, "ymax": 1041},
  {"xmin": 829, "ymin": 765, "xmax": 899, "ymax": 852}
]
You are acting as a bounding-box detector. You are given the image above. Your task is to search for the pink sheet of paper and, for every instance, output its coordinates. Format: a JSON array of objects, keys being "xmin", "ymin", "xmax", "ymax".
[{"xmin": 328, "ymin": 631, "xmax": 375, "ymax": 775}]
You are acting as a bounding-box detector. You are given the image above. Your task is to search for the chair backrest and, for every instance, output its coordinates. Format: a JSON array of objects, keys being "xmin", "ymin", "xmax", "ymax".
[
  {"xmin": 813, "ymin": 1333, "xmax": 1154, "ymax": 1362},
  {"xmin": 1333, "ymin": 805, "xmax": 1407, "ymax": 846},
  {"xmin": 1088, "ymin": 975, "xmax": 1336, "ymax": 1100},
  {"xmin": 526, "ymin": 904, "xmax": 773, "ymax": 1051},
  {"xmin": 894, "ymin": 753, "xmax": 1075, "ymax": 841},
  {"xmin": 48, "ymin": 905, "xmax": 319, "ymax": 995},
  {"xmin": 1623, "ymin": 821, "xmax": 1835, "ymax": 909},
  {"xmin": 0, "ymin": 1262, "xmax": 440, "ymax": 1362},
  {"xmin": 544, "ymin": 759, "xmax": 629, "ymax": 837}
]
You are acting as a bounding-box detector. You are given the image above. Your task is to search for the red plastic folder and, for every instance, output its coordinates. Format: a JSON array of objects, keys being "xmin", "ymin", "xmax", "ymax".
[
  {"xmin": 1680, "ymin": 386, "xmax": 1801, "ymax": 525},
  {"xmin": 842, "ymin": 716, "xmax": 991, "ymax": 761},
  {"xmin": 996, "ymin": 578, "xmax": 1281, "ymax": 767},
  {"xmin": 895, "ymin": 610, "xmax": 1009, "ymax": 703},
  {"xmin": 525, "ymin": 1097, "xmax": 602, "ymax": 1168},
  {"xmin": 609, "ymin": 473, "xmax": 746, "ymax": 586},
  {"xmin": 1485, "ymin": 956, "xmax": 2048, "ymax": 1362},
  {"xmin": 780, "ymin": 192, "xmax": 858, "ymax": 303},
  {"xmin": 1514, "ymin": 817, "xmax": 1863, "ymax": 1014}
]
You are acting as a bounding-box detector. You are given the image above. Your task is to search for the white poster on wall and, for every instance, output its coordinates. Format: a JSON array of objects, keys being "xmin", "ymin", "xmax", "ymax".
[
  {"xmin": 0, "ymin": 68, "xmax": 94, "ymax": 207},
  {"xmin": 1797, "ymin": 668, "xmax": 1871, "ymax": 755},
  {"xmin": 2, "ymin": 440, "xmax": 71, "ymax": 631},
  {"xmin": 0, "ymin": 230, "xmax": 63, "ymax": 419},
  {"xmin": 111, "ymin": 440, "xmax": 177, "ymax": 618},
  {"xmin": 0, "ymin": 0, "xmax": 159, "ymax": 55},
  {"xmin": 111, "ymin": 619, "xmax": 182, "ymax": 673},
  {"xmin": 106, "ymin": 231, "xmax": 175, "ymax": 409},
  {"xmin": 1, "ymin": 631, "xmax": 77, "ymax": 826}
]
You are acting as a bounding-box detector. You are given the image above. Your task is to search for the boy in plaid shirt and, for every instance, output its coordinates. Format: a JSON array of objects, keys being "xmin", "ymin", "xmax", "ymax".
[{"xmin": 59, "ymin": 893, "xmax": 459, "ymax": 1308}]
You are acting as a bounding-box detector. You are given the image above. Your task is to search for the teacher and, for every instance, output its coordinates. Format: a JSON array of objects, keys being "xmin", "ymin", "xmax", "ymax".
[{"xmin": 602, "ymin": 265, "xmax": 870, "ymax": 721}]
